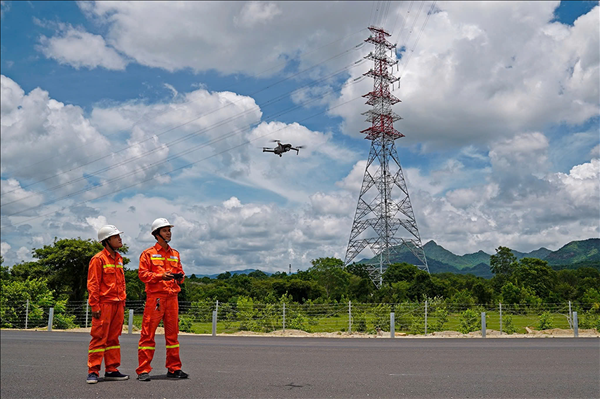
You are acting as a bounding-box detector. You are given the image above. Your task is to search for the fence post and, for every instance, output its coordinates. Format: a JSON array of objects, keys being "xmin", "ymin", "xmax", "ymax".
[
  {"xmin": 212, "ymin": 310, "xmax": 217, "ymax": 337},
  {"xmin": 573, "ymin": 311, "xmax": 578, "ymax": 337},
  {"xmin": 348, "ymin": 301, "xmax": 352, "ymax": 333},
  {"xmin": 390, "ymin": 312, "xmax": 395, "ymax": 339},
  {"xmin": 424, "ymin": 300, "xmax": 428, "ymax": 336},
  {"xmin": 47, "ymin": 307, "xmax": 54, "ymax": 332},
  {"xmin": 481, "ymin": 312, "xmax": 486, "ymax": 338},
  {"xmin": 282, "ymin": 303, "xmax": 286, "ymax": 332},
  {"xmin": 499, "ymin": 303, "xmax": 502, "ymax": 335},
  {"xmin": 128, "ymin": 309, "xmax": 134, "ymax": 334},
  {"xmin": 85, "ymin": 301, "xmax": 89, "ymax": 329},
  {"xmin": 216, "ymin": 299, "xmax": 219, "ymax": 313},
  {"xmin": 25, "ymin": 299, "xmax": 29, "ymax": 330},
  {"xmin": 568, "ymin": 301, "xmax": 572, "ymax": 329}
]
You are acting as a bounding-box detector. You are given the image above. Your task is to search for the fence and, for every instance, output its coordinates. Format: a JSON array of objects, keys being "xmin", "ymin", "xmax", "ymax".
[{"xmin": 1, "ymin": 300, "xmax": 598, "ymax": 337}]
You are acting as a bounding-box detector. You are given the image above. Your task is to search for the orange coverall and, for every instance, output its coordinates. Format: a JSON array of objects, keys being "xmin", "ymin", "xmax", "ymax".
[
  {"xmin": 136, "ymin": 243, "xmax": 185, "ymax": 375},
  {"xmin": 87, "ymin": 248, "xmax": 126, "ymax": 375}
]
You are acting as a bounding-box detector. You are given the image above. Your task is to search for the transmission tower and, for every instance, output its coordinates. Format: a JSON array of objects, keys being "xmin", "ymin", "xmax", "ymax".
[{"xmin": 344, "ymin": 26, "xmax": 428, "ymax": 288}]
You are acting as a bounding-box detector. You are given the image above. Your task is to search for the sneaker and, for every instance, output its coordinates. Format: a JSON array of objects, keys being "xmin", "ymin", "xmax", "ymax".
[
  {"xmin": 86, "ymin": 373, "xmax": 99, "ymax": 384},
  {"xmin": 167, "ymin": 369, "xmax": 189, "ymax": 379},
  {"xmin": 104, "ymin": 371, "xmax": 129, "ymax": 381},
  {"xmin": 137, "ymin": 373, "xmax": 151, "ymax": 382}
]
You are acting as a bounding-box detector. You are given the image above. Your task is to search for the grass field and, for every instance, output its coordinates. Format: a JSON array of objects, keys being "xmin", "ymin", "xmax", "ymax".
[{"xmin": 152, "ymin": 309, "xmax": 574, "ymax": 335}]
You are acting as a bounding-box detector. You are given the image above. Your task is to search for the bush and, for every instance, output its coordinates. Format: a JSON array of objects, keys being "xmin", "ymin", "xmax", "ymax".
[
  {"xmin": 579, "ymin": 310, "xmax": 600, "ymax": 330},
  {"xmin": 179, "ymin": 315, "xmax": 194, "ymax": 333},
  {"xmin": 538, "ymin": 311, "xmax": 554, "ymax": 330},
  {"xmin": 503, "ymin": 314, "xmax": 516, "ymax": 334},
  {"xmin": 409, "ymin": 314, "xmax": 425, "ymax": 335},
  {"xmin": 352, "ymin": 309, "xmax": 367, "ymax": 332},
  {"xmin": 458, "ymin": 309, "xmax": 480, "ymax": 334},
  {"xmin": 430, "ymin": 306, "xmax": 449, "ymax": 332}
]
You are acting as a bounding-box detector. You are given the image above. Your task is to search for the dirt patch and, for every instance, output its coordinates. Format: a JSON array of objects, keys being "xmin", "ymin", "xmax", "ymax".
[{"xmin": 5, "ymin": 327, "xmax": 598, "ymax": 338}]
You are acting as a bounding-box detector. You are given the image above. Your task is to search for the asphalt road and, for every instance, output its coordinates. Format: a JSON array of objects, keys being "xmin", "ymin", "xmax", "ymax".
[{"xmin": 1, "ymin": 330, "xmax": 598, "ymax": 398}]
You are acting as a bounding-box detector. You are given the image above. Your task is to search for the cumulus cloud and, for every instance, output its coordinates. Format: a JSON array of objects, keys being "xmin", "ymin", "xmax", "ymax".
[
  {"xmin": 56, "ymin": 2, "xmax": 374, "ymax": 75},
  {"xmin": 37, "ymin": 23, "xmax": 128, "ymax": 70},
  {"xmin": 411, "ymin": 133, "xmax": 600, "ymax": 254},
  {"xmin": 330, "ymin": 2, "xmax": 599, "ymax": 150}
]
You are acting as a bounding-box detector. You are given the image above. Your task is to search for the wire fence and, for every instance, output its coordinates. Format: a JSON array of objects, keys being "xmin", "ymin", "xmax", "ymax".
[{"xmin": 1, "ymin": 300, "xmax": 599, "ymax": 336}]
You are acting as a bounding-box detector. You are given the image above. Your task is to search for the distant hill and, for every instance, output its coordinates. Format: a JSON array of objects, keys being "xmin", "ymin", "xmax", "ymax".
[
  {"xmin": 358, "ymin": 238, "xmax": 600, "ymax": 278},
  {"xmin": 543, "ymin": 238, "xmax": 600, "ymax": 266},
  {"xmin": 192, "ymin": 269, "xmax": 272, "ymax": 279}
]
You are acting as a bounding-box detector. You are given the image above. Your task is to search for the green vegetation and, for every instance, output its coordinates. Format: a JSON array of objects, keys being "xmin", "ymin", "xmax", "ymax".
[{"xmin": 1, "ymin": 241, "xmax": 599, "ymax": 335}]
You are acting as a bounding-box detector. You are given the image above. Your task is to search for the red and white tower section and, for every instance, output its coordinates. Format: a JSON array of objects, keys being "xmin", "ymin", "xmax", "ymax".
[{"xmin": 344, "ymin": 26, "xmax": 429, "ymax": 288}]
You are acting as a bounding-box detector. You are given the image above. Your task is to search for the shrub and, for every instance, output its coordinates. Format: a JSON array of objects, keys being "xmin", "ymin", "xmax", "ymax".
[
  {"xmin": 503, "ymin": 314, "xmax": 516, "ymax": 334},
  {"xmin": 538, "ymin": 311, "xmax": 554, "ymax": 330},
  {"xmin": 458, "ymin": 308, "xmax": 480, "ymax": 334},
  {"xmin": 179, "ymin": 315, "xmax": 194, "ymax": 333}
]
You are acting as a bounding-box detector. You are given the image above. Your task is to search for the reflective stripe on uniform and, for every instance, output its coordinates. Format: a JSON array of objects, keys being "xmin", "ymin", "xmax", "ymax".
[
  {"xmin": 89, "ymin": 348, "xmax": 105, "ymax": 353},
  {"xmin": 105, "ymin": 345, "xmax": 120, "ymax": 351},
  {"xmin": 165, "ymin": 344, "xmax": 180, "ymax": 349},
  {"xmin": 167, "ymin": 258, "xmax": 178, "ymax": 262},
  {"xmin": 139, "ymin": 346, "xmax": 156, "ymax": 350},
  {"xmin": 103, "ymin": 264, "xmax": 124, "ymax": 269}
]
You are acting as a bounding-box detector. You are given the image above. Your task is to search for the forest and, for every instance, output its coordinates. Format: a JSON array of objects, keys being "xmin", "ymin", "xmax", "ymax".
[{"xmin": 2, "ymin": 237, "xmax": 599, "ymax": 306}]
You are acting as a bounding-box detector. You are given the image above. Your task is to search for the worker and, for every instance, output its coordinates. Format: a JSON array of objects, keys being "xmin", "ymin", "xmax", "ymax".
[
  {"xmin": 136, "ymin": 218, "xmax": 188, "ymax": 381},
  {"xmin": 86, "ymin": 225, "xmax": 129, "ymax": 384}
]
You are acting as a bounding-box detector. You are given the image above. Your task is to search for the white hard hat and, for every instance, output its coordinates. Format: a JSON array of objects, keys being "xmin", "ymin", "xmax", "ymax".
[
  {"xmin": 151, "ymin": 218, "xmax": 174, "ymax": 234},
  {"xmin": 98, "ymin": 225, "xmax": 123, "ymax": 242}
]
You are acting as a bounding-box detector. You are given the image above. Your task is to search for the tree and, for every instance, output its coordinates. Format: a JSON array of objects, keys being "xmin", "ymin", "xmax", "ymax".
[
  {"xmin": 490, "ymin": 246, "xmax": 517, "ymax": 276},
  {"xmin": 382, "ymin": 263, "xmax": 419, "ymax": 285},
  {"xmin": 514, "ymin": 258, "xmax": 556, "ymax": 300},
  {"xmin": 307, "ymin": 257, "xmax": 349, "ymax": 300}
]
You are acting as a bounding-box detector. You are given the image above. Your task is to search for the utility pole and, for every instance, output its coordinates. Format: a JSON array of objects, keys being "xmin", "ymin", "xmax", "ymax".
[{"xmin": 344, "ymin": 26, "xmax": 428, "ymax": 288}]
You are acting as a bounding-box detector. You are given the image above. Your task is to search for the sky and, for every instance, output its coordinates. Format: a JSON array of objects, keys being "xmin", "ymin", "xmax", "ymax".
[{"xmin": 1, "ymin": 1, "xmax": 599, "ymax": 275}]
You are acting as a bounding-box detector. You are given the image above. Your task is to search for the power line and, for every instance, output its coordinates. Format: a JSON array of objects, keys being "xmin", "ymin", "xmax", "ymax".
[
  {"xmin": 3, "ymin": 72, "xmax": 369, "ymax": 220},
  {"xmin": 2, "ymin": 92, "xmax": 365, "ymax": 229},
  {"xmin": 2, "ymin": 36, "xmax": 367, "ymax": 198},
  {"xmin": 3, "ymin": 28, "xmax": 368, "ymax": 188},
  {"xmin": 397, "ymin": 1, "xmax": 437, "ymax": 79},
  {"xmin": 3, "ymin": 50, "xmax": 367, "ymax": 208}
]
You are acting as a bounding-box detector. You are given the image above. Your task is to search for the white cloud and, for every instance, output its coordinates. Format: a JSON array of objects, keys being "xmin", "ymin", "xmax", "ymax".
[
  {"xmin": 330, "ymin": 3, "xmax": 599, "ymax": 150},
  {"xmin": 1, "ymin": 242, "xmax": 10, "ymax": 257},
  {"xmin": 234, "ymin": 2, "xmax": 282, "ymax": 28},
  {"xmin": 67, "ymin": 2, "xmax": 372, "ymax": 75},
  {"xmin": 37, "ymin": 23, "xmax": 128, "ymax": 70}
]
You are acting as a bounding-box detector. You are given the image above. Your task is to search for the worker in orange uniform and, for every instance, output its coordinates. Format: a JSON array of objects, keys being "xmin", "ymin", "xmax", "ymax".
[
  {"xmin": 86, "ymin": 225, "xmax": 129, "ymax": 384},
  {"xmin": 136, "ymin": 218, "xmax": 188, "ymax": 381}
]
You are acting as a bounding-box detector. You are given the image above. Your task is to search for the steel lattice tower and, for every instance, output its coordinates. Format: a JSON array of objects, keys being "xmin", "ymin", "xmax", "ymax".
[{"xmin": 344, "ymin": 26, "xmax": 429, "ymax": 288}]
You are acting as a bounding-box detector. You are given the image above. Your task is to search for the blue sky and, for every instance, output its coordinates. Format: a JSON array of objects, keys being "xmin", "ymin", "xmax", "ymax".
[{"xmin": 1, "ymin": 1, "xmax": 598, "ymax": 275}]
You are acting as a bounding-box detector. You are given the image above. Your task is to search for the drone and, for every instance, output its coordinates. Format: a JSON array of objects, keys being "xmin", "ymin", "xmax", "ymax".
[{"xmin": 262, "ymin": 140, "xmax": 304, "ymax": 157}]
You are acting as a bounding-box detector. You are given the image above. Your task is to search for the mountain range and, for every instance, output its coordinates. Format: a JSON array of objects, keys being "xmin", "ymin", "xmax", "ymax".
[
  {"xmin": 361, "ymin": 238, "xmax": 600, "ymax": 278},
  {"xmin": 193, "ymin": 238, "xmax": 599, "ymax": 279}
]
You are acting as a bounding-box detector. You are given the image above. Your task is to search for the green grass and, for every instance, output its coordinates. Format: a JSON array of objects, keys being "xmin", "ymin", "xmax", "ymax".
[{"xmin": 128, "ymin": 309, "xmax": 574, "ymax": 335}]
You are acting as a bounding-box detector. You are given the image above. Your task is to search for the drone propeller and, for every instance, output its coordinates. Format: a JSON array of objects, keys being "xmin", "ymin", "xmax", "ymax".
[
  {"xmin": 296, "ymin": 145, "xmax": 305, "ymax": 149},
  {"xmin": 270, "ymin": 139, "xmax": 281, "ymax": 143}
]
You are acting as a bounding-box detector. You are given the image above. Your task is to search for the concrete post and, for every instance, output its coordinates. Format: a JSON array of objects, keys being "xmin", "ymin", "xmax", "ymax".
[
  {"xmin": 390, "ymin": 312, "xmax": 395, "ymax": 339},
  {"xmin": 25, "ymin": 299, "xmax": 29, "ymax": 330},
  {"xmin": 212, "ymin": 310, "xmax": 217, "ymax": 337},
  {"xmin": 424, "ymin": 300, "xmax": 428, "ymax": 336},
  {"xmin": 481, "ymin": 312, "xmax": 486, "ymax": 338},
  {"xmin": 348, "ymin": 301, "xmax": 352, "ymax": 333},
  {"xmin": 573, "ymin": 311, "xmax": 578, "ymax": 337},
  {"xmin": 128, "ymin": 309, "xmax": 134, "ymax": 334},
  {"xmin": 282, "ymin": 303, "xmax": 286, "ymax": 332},
  {"xmin": 48, "ymin": 307, "xmax": 54, "ymax": 332},
  {"xmin": 499, "ymin": 303, "xmax": 502, "ymax": 335}
]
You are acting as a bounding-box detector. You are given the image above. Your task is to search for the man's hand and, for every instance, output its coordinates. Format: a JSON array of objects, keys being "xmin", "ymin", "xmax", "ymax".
[
  {"xmin": 162, "ymin": 272, "xmax": 175, "ymax": 281},
  {"xmin": 92, "ymin": 310, "xmax": 101, "ymax": 319}
]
